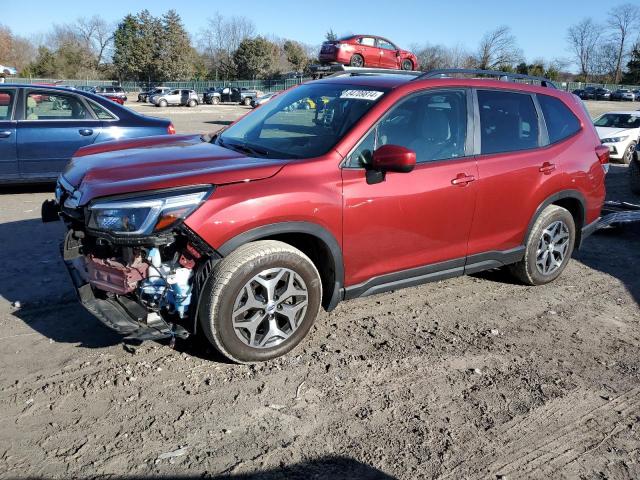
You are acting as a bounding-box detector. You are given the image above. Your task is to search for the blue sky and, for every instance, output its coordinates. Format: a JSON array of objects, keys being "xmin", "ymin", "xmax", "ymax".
[{"xmin": 1, "ymin": 0, "xmax": 617, "ymax": 66}]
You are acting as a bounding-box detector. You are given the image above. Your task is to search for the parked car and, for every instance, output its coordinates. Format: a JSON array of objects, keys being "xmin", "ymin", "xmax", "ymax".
[
  {"xmin": 611, "ymin": 88, "xmax": 635, "ymax": 101},
  {"xmin": 572, "ymin": 89, "xmax": 585, "ymax": 98},
  {"xmin": 75, "ymin": 85, "xmax": 96, "ymax": 93},
  {"xmin": 150, "ymin": 89, "xmax": 200, "ymax": 107},
  {"xmin": 594, "ymin": 111, "xmax": 640, "ymax": 164},
  {"xmin": 44, "ymin": 69, "xmax": 607, "ymax": 363},
  {"xmin": 203, "ymin": 87, "xmax": 262, "ymax": 106},
  {"xmin": 580, "ymin": 86, "xmax": 597, "ymax": 100},
  {"xmin": 102, "ymin": 94, "xmax": 125, "ymax": 105},
  {"xmin": 92, "ymin": 85, "xmax": 128, "ymax": 102},
  {"xmin": 319, "ymin": 35, "xmax": 419, "ymax": 71},
  {"xmin": 138, "ymin": 86, "xmax": 171, "ymax": 102},
  {"xmin": 250, "ymin": 91, "xmax": 278, "ymax": 108},
  {"xmin": 0, "ymin": 64, "xmax": 18, "ymax": 76},
  {"xmin": 0, "ymin": 84, "xmax": 175, "ymax": 183},
  {"xmin": 595, "ymin": 88, "xmax": 611, "ymax": 100}
]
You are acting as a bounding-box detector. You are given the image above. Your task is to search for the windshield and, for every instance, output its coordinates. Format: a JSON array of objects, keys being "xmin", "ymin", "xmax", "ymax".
[
  {"xmin": 594, "ymin": 113, "xmax": 640, "ymax": 129},
  {"xmin": 217, "ymin": 82, "xmax": 388, "ymax": 159}
]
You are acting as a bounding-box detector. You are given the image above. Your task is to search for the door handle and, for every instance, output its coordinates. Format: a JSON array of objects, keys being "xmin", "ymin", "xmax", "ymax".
[
  {"xmin": 451, "ymin": 173, "xmax": 476, "ymax": 186},
  {"xmin": 539, "ymin": 162, "xmax": 556, "ymax": 174},
  {"xmin": 0, "ymin": 130, "xmax": 11, "ymax": 138},
  {"xmin": 79, "ymin": 128, "xmax": 93, "ymax": 136}
]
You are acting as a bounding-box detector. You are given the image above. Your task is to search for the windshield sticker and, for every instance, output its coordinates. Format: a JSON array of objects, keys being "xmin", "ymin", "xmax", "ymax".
[{"xmin": 340, "ymin": 90, "xmax": 384, "ymax": 101}]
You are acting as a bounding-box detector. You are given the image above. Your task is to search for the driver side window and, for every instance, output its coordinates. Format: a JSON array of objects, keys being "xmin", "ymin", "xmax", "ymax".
[{"xmin": 346, "ymin": 90, "xmax": 468, "ymax": 167}]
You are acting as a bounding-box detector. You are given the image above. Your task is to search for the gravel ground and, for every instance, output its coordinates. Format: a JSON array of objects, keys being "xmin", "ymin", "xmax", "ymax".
[{"xmin": 0, "ymin": 101, "xmax": 639, "ymax": 480}]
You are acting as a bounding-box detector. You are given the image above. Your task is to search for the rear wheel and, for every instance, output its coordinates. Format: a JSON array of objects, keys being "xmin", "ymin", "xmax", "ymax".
[
  {"xmin": 630, "ymin": 159, "xmax": 640, "ymax": 195},
  {"xmin": 212, "ymin": 96, "xmax": 220, "ymax": 105},
  {"xmin": 622, "ymin": 141, "xmax": 636, "ymax": 165},
  {"xmin": 187, "ymin": 99, "xmax": 197, "ymax": 107},
  {"xmin": 350, "ymin": 54, "xmax": 364, "ymax": 67},
  {"xmin": 199, "ymin": 240, "xmax": 322, "ymax": 363},
  {"xmin": 401, "ymin": 59, "xmax": 413, "ymax": 70},
  {"xmin": 509, "ymin": 205, "xmax": 575, "ymax": 286},
  {"xmin": 243, "ymin": 97, "xmax": 252, "ymax": 106}
]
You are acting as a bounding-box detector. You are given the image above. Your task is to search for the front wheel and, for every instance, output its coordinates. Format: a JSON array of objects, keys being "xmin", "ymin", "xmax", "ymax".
[
  {"xmin": 243, "ymin": 97, "xmax": 252, "ymax": 106},
  {"xmin": 199, "ymin": 240, "xmax": 322, "ymax": 363},
  {"xmin": 508, "ymin": 205, "xmax": 575, "ymax": 286},
  {"xmin": 158, "ymin": 99, "xmax": 167, "ymax": 108},
  {"xmin": 622, "ymin": 141, "xmax": 636, "ymax": 165},
  {"xmin": 212, "ymin": 96, "xmax": 220, "ymax": 105},
  {"xmin": 401, "ymin": 59, "xmax": 413, "ymax": 70}
]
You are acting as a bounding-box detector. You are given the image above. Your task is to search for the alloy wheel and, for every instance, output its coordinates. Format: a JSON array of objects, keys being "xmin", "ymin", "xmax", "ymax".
[
  {"xmin": 535, "ymin": 220, "xmax": 570, "ymax": 276},
  {"xmin": 231, "ymin": 267, "xmax": 308, "ymax": 349}
]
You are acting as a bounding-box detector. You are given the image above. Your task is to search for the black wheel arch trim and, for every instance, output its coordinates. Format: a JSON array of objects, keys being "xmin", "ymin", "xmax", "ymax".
[
  {"xmin": 526, "ymin": 190, "xmax": 587, "ymax": 248},
  {"xmin": 217, "ymin": 221, "xmax": 345, "ymax": 312}
]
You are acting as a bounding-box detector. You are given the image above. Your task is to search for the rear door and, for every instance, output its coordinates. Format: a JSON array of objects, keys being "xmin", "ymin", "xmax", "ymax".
[
  {"xmin": 357, "ymin": 36, "xmax": 379, "ymax": 66},
  {"xmin": 17, "ymin": 89, "xmax": 101, "ymax": 180},
  {"xmin": 467, "ymin": 89, "xmax": 559, "ymax": 257},
  {"xmin": 0, "ymin": 87, "xmax": 18, "ymax": 181}
]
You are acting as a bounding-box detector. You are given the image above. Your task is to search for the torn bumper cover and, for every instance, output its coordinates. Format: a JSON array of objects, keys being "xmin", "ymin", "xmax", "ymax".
[{"xmin": 62, "ymin": 248, "xmax": 190, "ymax": 342}]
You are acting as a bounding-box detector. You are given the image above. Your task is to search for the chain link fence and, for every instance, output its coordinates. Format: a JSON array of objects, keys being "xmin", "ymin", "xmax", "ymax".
[
  {"xmin": 7, "ymin": 77, "xmax": 308, "ymax": 93},
  {"xmin": 7, "ymin": 76, "xmax": 640, "ymax": 95}
]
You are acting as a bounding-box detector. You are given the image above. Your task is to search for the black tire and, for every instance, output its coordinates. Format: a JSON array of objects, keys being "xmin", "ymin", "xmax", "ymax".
[
  {"xmin": 158, "ymin": 99, "xmax": 167, "ymax": 108},
  {"xmin": 622, "ymin": 141, "xmax": 636, "ymax": 165},
  {"xmin": 199, "ymin": 240, "xmax": 322, "ymax": 363},
  {"xmin": 350, "ymin": 54, "xmax": 364, "ymax": 67},
  {"xmin": 630, "ymin": 159, "xmax": 640, "ymax": 195},
  {"xmin": 508, "ymin": 205, "xmax": 576, "ymax": 286},
  {"xmin": 401, "ymin": 59, "xmax": 413, "ymax": 71}
]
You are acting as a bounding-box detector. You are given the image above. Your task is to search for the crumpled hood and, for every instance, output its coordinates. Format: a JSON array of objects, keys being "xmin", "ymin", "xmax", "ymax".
[
  {"xmin": 595, "ymin": 126, "xmax": 635, "ymax": 140},
  {"xmin": 62, "ymin": 135, "xmax": 288, "ymax": 204}
]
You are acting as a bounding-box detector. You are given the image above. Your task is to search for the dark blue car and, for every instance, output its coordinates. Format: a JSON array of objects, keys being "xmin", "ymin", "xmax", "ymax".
[{"xmin": 0, "ymin": 84, "xmax": 175, "ymax": 183}]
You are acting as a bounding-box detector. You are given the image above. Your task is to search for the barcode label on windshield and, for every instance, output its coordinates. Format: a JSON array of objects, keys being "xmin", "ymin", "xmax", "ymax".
[{"xmin": 340, "ymin": 90, "xmax": 384, "ymax": 101}]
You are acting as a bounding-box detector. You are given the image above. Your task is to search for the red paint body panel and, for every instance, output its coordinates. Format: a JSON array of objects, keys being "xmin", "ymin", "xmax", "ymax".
[
  {"xmin": 319, "ymin": 35, "xmax": 419, "ymax": 70},
  {"xmin": 63, "ymin": 75, "xmax": 606, "ymax": 293},
  {"xmin": 342, "ymin": 158, "xmax": 478, "ymax": 285}
]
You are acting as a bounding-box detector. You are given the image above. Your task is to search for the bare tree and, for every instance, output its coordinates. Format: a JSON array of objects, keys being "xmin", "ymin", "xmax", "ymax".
[
  {"xmin": 567, "ymin": 18, "xmax": 602, "ymax": 80},
  {"xmin": 198, "ymin": 12, "xmax": 255, "ymax": 79},
  {"xmin": 607, "ymin": 3, "xmax": 640, "ymax": 83},
  {"xmin": 0, "ymin": 24, "xmax": 36, "ymax": 73},
  {"xmin": 475, "ymin": 26, "xmax": 523, "ymax": 69},
  {"xmin": 76, "ymin": 16, "xmax": 115, "ymax": 66}
]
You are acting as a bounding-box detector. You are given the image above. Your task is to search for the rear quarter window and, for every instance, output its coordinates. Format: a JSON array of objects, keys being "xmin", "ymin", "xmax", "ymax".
[{"xmin": 538, "ymin": 94, "xmax": 581, "ymax": 144}]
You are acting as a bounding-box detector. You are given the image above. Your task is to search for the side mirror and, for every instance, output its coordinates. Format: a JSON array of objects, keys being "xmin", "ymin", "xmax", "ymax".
[
  {"xmin": 367, "ymin": 145, "xmax": 416, "ymax": 184},
  {"xmin": 372, "ymin": 144, "xmax": 416, "ymax": 173}
]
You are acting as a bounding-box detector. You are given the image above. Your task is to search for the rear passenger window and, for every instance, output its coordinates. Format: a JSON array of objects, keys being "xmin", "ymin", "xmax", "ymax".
[
  {"xmin": 478, "ymin": 90, "xmax": 539, "ymax": 155},
  {"xmin": 0, "ymin": 90, "xmax": 15, "ymax": 120},
  {"xmin": 538, "ymin": 94, "xmax": 581, "ymax": 144}
]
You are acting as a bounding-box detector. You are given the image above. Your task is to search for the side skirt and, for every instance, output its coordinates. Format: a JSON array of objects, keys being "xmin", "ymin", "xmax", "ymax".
[{"xmin": 343, "ymin": 246, "xmax": 525, "ymax": 300}]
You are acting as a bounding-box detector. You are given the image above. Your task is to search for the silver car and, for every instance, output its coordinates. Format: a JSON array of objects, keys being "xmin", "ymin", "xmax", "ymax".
[{"xmin": 151, "ymin": 89, "xmax": 200, "ymax": 107}]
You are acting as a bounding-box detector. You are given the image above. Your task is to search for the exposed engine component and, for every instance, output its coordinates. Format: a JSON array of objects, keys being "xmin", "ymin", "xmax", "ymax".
[
  {"xmin": 139, "ymin": 248, "xmax": 193, "ymax": 318},
  {"xmin": 86, "ymin": 255, "xmax": 149, "ymax": 295}
]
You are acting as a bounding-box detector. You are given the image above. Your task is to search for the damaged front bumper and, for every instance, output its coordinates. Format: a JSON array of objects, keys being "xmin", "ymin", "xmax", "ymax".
[
  {"xmin": 45, "ymin": 179, "xmax": 220, "ymax": 343},
  {"xmin": 61, "ymin": 234, "xmax": 192, "ymax": 342}
]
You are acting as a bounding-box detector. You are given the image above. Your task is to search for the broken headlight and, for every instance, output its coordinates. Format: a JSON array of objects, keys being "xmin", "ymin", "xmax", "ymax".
[{"xmin": 87, "ymin": 187, "xmax": 212, "ymax": 235}]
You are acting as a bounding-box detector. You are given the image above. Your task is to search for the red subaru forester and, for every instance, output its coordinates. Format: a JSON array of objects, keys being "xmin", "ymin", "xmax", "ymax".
[
  {"xmin": 45, "ymin": 69, "xmax": 608, "ymax": 363},
  {"xmin": 319, "ymin": 35, "xmax": 419, "ymax": 71}
]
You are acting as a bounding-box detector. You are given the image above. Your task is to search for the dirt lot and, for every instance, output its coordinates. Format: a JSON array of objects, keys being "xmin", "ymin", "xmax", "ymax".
[{"xmin": 0, "ymin": 101, "xmax": 639, "ymax": 480}]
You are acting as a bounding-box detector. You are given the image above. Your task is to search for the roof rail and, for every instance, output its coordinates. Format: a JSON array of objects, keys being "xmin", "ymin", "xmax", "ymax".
[
  {"xmin": 416, "ymin": 69, "xmax": 557, "ymax": 89},
  {"xmin": 309, "ymin": 64, "xmax": 420, "ymax": 79}
]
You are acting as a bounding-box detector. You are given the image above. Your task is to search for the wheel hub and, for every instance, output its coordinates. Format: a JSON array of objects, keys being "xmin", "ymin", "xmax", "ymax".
[
  {"xmin": 231, "ymin": 267, "xmax": 308, "ymax": 349},
  {"xmin": 535, "ymin": 220, "xmax": 570, "ymax": 276}
]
